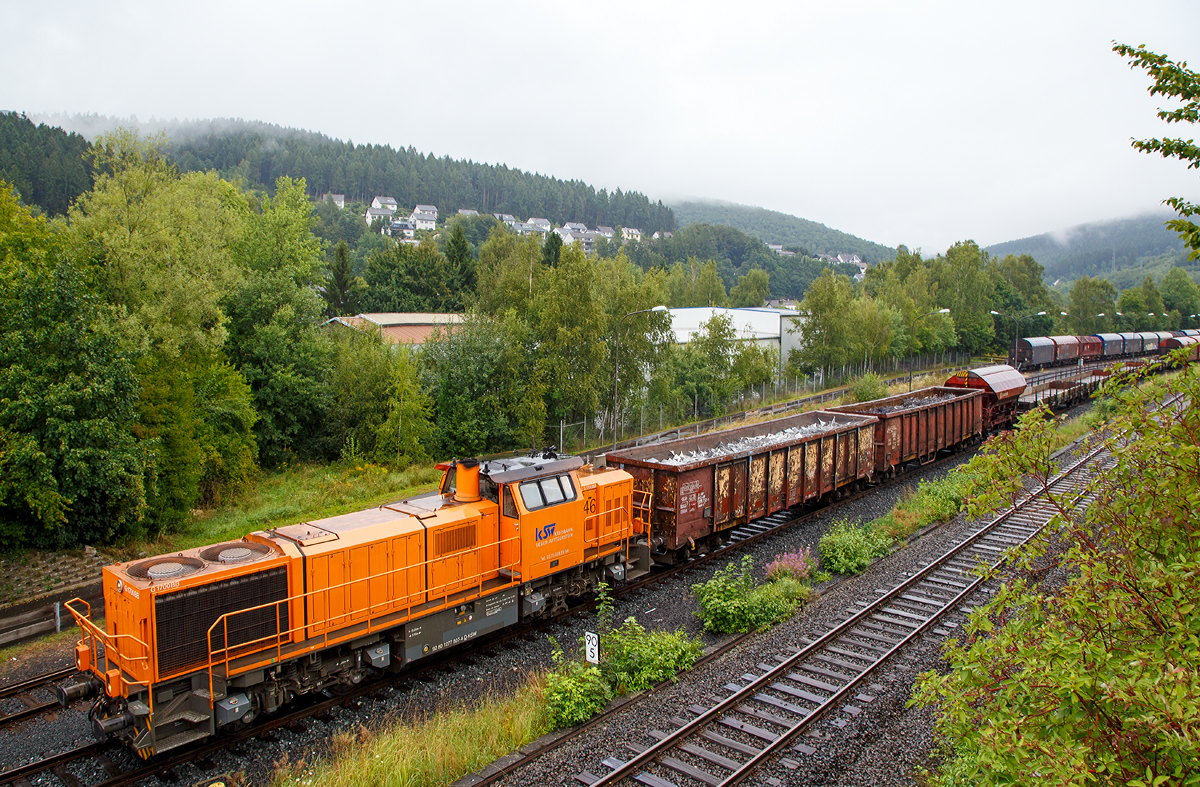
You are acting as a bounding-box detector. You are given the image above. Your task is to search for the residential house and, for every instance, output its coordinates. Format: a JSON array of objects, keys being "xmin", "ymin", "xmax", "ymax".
[
  {"xmin": 767, "ymin": 243, "xmax": 784, "ymax": 253},
  {"xmin": 563, "ymin": 221, "xmax": 588, "ymax": 232},
  {"xmin": 595, "ymin": 226, "xmax": 615, "ymax": 238},
  {"xmin": 415, "ymin": 204, "xmax": 438, "ymax": 219},
  {"xmin": 526, "ymin": 218, "xmax": 551, "ymax": 235},
  {"xmin": 555, "ymin": 228, "xmax": 598, "ymax": 255},
  {"xmin": 411, "ymin": 211, "xmax": 437, "ymax": 231},
  {"xmin": 365, "ymin": 206, "xmax": 395, "ymax": 226},
  {"xmin": 494, "ymin": 213, "xmax": 517, "ymax": 225},
  {"xmin": 651, "ymin": 230, "xmax": 674, "ymax": 240},
  {"xmin": 371, "ymin": 196, "xmax": 399, "ymax": 212},
  {"xmin": 511, "ymin": 221, "xmax": 532, "ymax": 235},
  {"xmin": 622, "ymin": 227, "xmax": 642, "ymax": 243},
  {"xmin": 324, "ymin": 193, "xmax": 345, "ymax": 209},
  {"xmin": 389, "ymin": 219, "xmax": 416, "ymax": 239},
  {"xmin": 778, "ymin": 250, "xmax": 796, "ymax": 257},
  {"xmin": 457, "ymin": 209, "xmax": 479, "ymax": 217}
]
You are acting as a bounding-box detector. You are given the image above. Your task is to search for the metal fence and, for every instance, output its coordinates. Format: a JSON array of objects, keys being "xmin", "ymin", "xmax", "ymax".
[{"xmin": 549, "ymin": 351, "xmax": 976, "ymax": 457}]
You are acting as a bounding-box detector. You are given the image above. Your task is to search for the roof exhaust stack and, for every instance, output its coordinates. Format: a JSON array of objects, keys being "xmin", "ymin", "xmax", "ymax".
[{"xmin": 454, "ymin": 458, "xmax": 482, "ymax": 503}]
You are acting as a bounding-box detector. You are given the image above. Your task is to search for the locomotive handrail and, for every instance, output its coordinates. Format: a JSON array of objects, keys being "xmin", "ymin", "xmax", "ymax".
[{"xmin": 64, "ymin": 597, "xmax": 151, "ymax": 694}]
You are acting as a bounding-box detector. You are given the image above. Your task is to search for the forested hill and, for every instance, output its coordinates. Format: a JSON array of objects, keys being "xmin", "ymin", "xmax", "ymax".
[
  {"xmin": 0, "ymin": 112, "xmax": 93, "ymax": 215},
  {"xmin": 984, "ymin": 213, "xmax": 1190, "ymax": 284},
  {"xmin": 671, "ymin": 200, "xmax": 895, "ymax": 264},
  {"xmin": 32, "ymin": 114, "xmax": 676, "ymax": 234}
]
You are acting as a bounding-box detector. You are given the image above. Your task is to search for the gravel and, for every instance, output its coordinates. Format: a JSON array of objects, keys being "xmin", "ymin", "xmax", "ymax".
[{"xmin": 0, "ymin": 408, "xmax": 1095, "ymax": 787}]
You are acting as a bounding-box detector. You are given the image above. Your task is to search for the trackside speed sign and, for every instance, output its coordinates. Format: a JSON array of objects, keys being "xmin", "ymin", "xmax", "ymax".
[{"xmin": 585, "ymin": 631, "xmax": 599, "ymax": 664}]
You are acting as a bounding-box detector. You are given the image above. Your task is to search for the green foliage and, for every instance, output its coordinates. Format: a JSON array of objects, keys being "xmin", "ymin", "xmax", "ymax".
[
  {"xmin": 849, "ymin": 372, "xmax": 887, "ymax": 404},
  {"xmin": 1116, "ymin": 43, "xmax": 1200, "ymax": 261},
  {"xmin": 692, "ymin": 555, "xmax": 810, "ymax": 633},
  {"xmin": 0, "ymin": 112, "xmax": 93, "ymax": 216},
  {"xmin": 871, "ymin": 473, "xmax": 976, "ymax": 542},
  {"xmin": 598, "ymin": 616, "xmax": 703, "ymax": 694},
  {"xmin": 543, "ymin": 639, "xmax": 613, "ymax": 729},
  {"xmin": 729, "ymin": 267, "xmax": 770, "ymax": 307},
  {"xmin": 912, "ymin": 367, "xmax": 1200, "ymax": 785},
  {"xmin": 818, "ymin": 520, "xmax": 892, "ymax": 575},
  {"xmin": 374, "ymin": 345, "xmax": 433, "ymax": 466},
  {"xmin": 765, "ymin": 548, "xmax": 816, "ymax": 582},
  {"xmin": 362, "ymin": 237, "xmax": 453, "ymax": 312},
  {"xmin": 321, "ymin": 240, "xmax": 364, "ymax": 317},
  {"xmin": 0, "ymin": 184, "xmax": 147, "ymax": 546}
]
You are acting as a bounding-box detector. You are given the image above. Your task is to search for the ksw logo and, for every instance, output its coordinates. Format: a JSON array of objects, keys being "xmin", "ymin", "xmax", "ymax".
[{"xmin": 535, "ymin": 522, "xmax": 557, "ymax": 542}]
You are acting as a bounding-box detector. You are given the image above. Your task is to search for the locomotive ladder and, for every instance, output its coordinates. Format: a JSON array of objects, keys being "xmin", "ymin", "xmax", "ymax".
[{"xmin": 579, "ymin": 442, "xmax": 1114, "ymax": 787}]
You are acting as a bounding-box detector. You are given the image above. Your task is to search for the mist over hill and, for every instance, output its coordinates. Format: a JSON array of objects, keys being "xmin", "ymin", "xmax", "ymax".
[
  {"xmin": 984, "ymin": 213, "xmax": 1190, "ymax": 285},
  {"xmin": 671, "ymin": 199, "xmax": 896, "ymax": 264},
  {"xmin": 31, "ymin": 113, "xmax": 676, "ymax": 234}
]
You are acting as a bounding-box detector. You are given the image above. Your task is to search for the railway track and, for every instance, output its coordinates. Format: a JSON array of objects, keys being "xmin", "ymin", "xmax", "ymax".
[
  {"xmin": 0, "ymin": 441, "xmax": 978, "ymax": 787},
  {"xmin": 0, "ymin": 667, "xmax": 78, "ymax": 731},
  {"xmin": 575, "ymin": 440, "xmax": 1114, "ymax": 787}
]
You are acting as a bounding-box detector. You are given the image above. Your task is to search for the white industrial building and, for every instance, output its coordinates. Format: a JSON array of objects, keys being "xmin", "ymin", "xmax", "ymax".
[{"xmin": 667, "ymin": 307, "xmax": 804, "ymax": 369}]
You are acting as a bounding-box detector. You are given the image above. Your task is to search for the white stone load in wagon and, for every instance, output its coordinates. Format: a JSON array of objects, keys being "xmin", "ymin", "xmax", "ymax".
[{"xmin": 653, "ymin": 418, "xmax": 847, "ymax": 466}]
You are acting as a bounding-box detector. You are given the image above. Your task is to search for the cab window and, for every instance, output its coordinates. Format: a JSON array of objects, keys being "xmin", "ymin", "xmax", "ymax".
[
  {"xmin": 502, "ymin": 487, "xmax": 518, "ymax": 518},
  {"xmin": 516, "ymin": 475, "xmax": 577, "ymax": 511}
]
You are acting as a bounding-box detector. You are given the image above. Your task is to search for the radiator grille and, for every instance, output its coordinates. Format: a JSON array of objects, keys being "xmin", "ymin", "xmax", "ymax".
[
  {"xmin": 154, "ymin": 567, "xmax": 289, "ymax": 676},
  {"xmin": 435, "ymin": 524, "xmax": 476, "ymax": 556}
]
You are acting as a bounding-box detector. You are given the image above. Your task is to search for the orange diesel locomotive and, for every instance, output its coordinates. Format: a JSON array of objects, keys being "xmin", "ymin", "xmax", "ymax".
[{"xmin": 61, "ymin": 454, "xmax": 650, "ymax": 757}]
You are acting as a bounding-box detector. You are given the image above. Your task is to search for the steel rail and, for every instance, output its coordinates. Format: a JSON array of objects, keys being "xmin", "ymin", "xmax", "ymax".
[{"xmin": 586, "ymin": 441, "xmax": 1112, "ymax": 787}]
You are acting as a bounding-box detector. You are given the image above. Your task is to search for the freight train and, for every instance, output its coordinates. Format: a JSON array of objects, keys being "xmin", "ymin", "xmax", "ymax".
[
  {"xmin": 59, "ymin": 364, "xmax": 1035, "ymax": 758},
  {"xmin": 1015, "ymin": 329, "xmax": 1200, "ymax": 369}
]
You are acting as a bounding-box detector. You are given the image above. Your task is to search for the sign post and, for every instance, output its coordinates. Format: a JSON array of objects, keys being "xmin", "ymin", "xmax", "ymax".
[{"xmin": 585, "ymin": 631, "xmax": 599, "ymax": 664}]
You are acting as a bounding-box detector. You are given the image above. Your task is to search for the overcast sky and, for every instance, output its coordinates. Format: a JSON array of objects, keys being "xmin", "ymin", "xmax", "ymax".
[{"xmin": 4, "ymin": 1, "xmax": 1199, "ymax": 254}]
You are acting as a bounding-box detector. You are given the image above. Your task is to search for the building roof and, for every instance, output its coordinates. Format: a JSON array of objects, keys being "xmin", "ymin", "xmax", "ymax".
[
  {"xmin": 326, "ymin": 193, "xmax": 345, "ymax": 200},
  {"xmin": 527, "ymin": 217, "xmax": 550, "ymax": 226},
  {"xmin": 415, "ymin": 204, "xmax": 438, "ymax": 213},
  {"xmin": 457, "ymin": 209, "xmax": 479, "ymax": 216},
  {"xmin": 326, "ymin": 313, "xmax": 464, "ymax": 347},
  {"xmin": 668, "ymin": 307, "xmax": 799, "ymax": 344},
  {"xmin": 373, "ymin": 196, "xmax": 398, "ymax": 205},
  {"xmin": 411, "ymin": 211, "xmax": 437, "ymax": 222},
  {"xmin": 366, "ymin": 207, "xmax": 395, "ymax": 216}
]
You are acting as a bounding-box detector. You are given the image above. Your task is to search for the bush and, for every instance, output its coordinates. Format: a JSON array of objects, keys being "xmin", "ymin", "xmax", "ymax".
[
  {"xmin": 849, "ymin": 372, "xmax": 887, "ymax": 404},
  {"xmin": 600, "ymin": 617, "xmax": 702, "ymax": 693},
  {"xmin": 818, "ymin": 520, "xmax": 892, "ymax": 574},
  {"xmin": 693, "ymin": 555, "xmax": 811, "ymax": 633},
  {"xmin": 543, "ymin": 642, "xmax": 612, "ymax": 729},
  {"xmin": 872, "ymin": 471, "xmax": 976, "ymax": 541}
]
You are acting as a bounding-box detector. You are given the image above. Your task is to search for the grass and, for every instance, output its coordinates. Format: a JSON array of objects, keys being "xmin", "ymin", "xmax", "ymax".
[
  {"xmin": 274, "ymin": 675, "xmax": 548, "ymax": 787},
  {"xmin": 118, "ymin": 461, "xmax": 442, "ymax": 559}
]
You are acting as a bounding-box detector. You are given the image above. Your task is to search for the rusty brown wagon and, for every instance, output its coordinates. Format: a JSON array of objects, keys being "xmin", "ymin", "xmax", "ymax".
[
  {"xmin": 605, "ymin": 411, "xmax": 878, "ymax": 561},
  {"xmin": 828, "ymin": 386, "xmax": 984, "ymax": 478}
]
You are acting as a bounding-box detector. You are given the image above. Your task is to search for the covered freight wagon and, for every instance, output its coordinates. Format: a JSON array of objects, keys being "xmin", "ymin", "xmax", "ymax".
[
  {"xmin": 943, "ymin": 364, "xmax": 1027, "ymax": 431},
  {"xmin": 1162, "ymin": 335, "xmax": 1200, "ymax": 362},
  {"xmin": 829, "ymin": 386, "xmax": 982, "ymax": 477},
  {"xmin": 605, "ymin": 410, "xmax": 877, "ymax": 559},
  {"xmin": 1118, "ymin": 332, "xmax": 1144, "ymax": 355},
  {"xmin": 1137, "ymin": 332, "xmax": 1161, "ymax": 353},
  {"xmin": 1049, "ymin": 335, "xmax": 1081, "ymax": 363},
  {"xmin": 1016, "ymin": 337, "xmax": 1056, "ymax": 368},
  {"xmin": 1076, "ymin": 335, "xmax": 1102, "ymax": 360},
  {"xmin": 1094, "ymin": 333, "xmax": 1124, "ymax": 358}
]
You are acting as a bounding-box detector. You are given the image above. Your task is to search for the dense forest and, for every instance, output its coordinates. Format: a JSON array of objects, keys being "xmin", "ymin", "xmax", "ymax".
[
  {"xmin": 0, "ymin": 112, "xmax": 93, "ymax": 215},
  {"xmin": 33, "ymin": 114, "xmax": 676, "ymax": 235},
  {"xmin": 672, "ymin": 199, "xmax": 895, "ymax": 264}
]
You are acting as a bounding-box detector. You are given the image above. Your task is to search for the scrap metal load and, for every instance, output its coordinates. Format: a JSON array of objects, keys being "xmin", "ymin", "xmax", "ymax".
[
  {"xmin": 653, "ymin": 418, "xmax": 850, "ymax": 466},
  {"xmin": 606, "ymin": 410, "xmax": 877, "ymax": 561},
  {"xmin": 829, "ymin": 386, "xmax": 984, "ymax": 476},
  {"xmin": 856, "ymin": 391, "xmax": 961, "ymax": 415}
]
